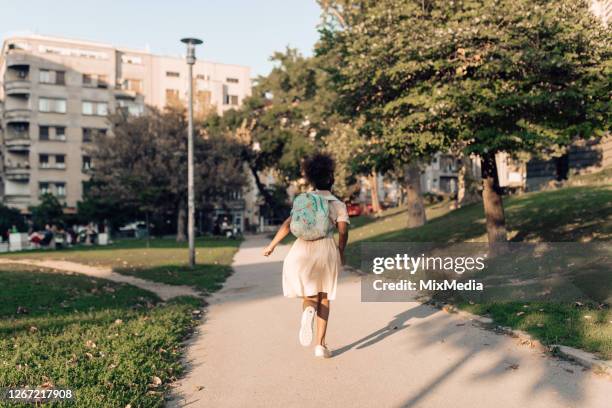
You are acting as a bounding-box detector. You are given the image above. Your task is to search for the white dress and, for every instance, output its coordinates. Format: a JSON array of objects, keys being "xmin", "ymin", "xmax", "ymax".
[{"xmin": 282, "ymin": 190, "xmax": 350, "ymax": 300}]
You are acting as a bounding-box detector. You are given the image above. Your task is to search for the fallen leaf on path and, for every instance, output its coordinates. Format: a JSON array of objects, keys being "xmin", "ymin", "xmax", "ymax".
[{"xmin": 506, "ymin": 363, "xmax": 520, "ymax": 370}]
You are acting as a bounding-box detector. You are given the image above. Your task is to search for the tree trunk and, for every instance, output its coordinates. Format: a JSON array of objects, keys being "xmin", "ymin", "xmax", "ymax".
[
  {"xmin": 176, "ymin": 204, "xmax": 187, "ymax": 242},
  {"xmin": 457, "ymin": 154, "xmax": 481, "ymax": 208},
  {"xmin": 369, "ymin": 170, "xmax": 383, "ymax": 215},
  {"xmin": 405, "ymin": 162, "xmax": 426, "ymax": 228},
  {"xmin": 249, "ymin": 165, "xmax": 273, "ymax": 207},
  {"xmin": 481, "ymin": 153, "xmax": 507, "ymax": 250}
]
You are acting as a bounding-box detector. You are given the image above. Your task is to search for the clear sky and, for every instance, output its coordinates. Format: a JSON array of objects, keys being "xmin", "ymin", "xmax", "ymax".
[{"xmin": 0, "ymin": 0, "xmax": 322, "ymax": 77}]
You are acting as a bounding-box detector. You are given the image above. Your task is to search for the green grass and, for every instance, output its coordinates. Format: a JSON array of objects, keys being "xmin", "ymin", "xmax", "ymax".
[
  {"xmin": 117, "ymin": 264, "xmax": 233, "ymax": 295},
  {"xmin": 0, "ymin": 236, "xmax": 241, "ymax": 407},
  {"xmin": 0, "ymin": 267, "xmax": 202, "ymax": 408},
  {"xmin": 345, "ymin": 182, "xmax": 612, "ymax": 358},
  {"xmin": 461, "ymin": 302, "xmax": 612, "ymax": 359},
  {"xmin": 1, "ymin": 236, "xmax": 241, "ymax": 269}
]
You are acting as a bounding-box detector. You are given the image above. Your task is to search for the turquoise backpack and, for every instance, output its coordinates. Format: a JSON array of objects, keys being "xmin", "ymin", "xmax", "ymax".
[{"xmin": 290, "ymin": 192, "xmax": 338, "ymax": 240}]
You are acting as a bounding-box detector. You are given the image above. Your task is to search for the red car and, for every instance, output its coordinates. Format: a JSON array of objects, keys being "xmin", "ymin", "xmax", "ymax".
[{"xmin": 346, "ymin": 202, "xmax": 363, "ymax": 217}]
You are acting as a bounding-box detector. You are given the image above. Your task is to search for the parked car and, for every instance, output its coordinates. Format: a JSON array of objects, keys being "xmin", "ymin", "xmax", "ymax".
[
  {"xmin": 119, "ymin": 221, "xmax": 148, "ymax": 238},
  {"xmin": 346, "ymin": 202, "xmax": 363, "ymax": 217}
]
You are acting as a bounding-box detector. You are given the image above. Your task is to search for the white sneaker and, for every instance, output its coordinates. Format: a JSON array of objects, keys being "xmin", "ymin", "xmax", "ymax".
[
  {"xmin": 299, "ymin": 306, "xmax": 315, "ymax": 346},
  {"xmin": 314, "ymin": 345, "xmax": 332, "ymax": 358}
]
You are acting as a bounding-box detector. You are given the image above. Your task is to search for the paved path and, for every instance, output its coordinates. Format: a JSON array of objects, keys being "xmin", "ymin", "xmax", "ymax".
[
  {"xmin": 0, "ymin": 258, "xmax": 199, "ymax": 300},
  {"xmin": 169, "ymin": 235, "xmax": 611, "ymax": 408}
]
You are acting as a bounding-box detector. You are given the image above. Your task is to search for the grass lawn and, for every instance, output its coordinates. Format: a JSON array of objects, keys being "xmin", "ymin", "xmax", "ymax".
[
  {"xmin": 0, "ymin": 236, "xmax": 241, "ymax": 406},
  {"xmin": 0, "ymin": 266, "xmax": 201, "ymax": 407},
  {"xmin": 1, "ymin": 237, "xmax": 241, "ymax": 294},
  {"xmin": 345, "ymin": 182, "xmax": 612, "ymax": 358}
]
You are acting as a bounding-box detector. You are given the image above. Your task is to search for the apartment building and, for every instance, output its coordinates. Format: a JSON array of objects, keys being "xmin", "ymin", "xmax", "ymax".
[{"xmin": 0, "ymin": 34, "xmax": 251, "ymax": 211}]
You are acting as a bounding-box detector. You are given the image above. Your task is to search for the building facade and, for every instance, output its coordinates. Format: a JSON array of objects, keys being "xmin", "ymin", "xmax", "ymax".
[{"xmin": 0, "ymin": 34, "xmax": 251, "ymax": 211}]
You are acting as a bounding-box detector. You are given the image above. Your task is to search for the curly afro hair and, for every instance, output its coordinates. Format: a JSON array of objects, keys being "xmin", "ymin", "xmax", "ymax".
[{"xmin": 302, "ymin": 152, "xmax": 335, "ymax": 190}]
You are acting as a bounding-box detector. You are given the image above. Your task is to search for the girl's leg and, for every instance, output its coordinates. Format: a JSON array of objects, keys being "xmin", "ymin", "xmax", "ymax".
[
  {"xmin": 316, "ymin": 292, "xmax": 330, "ymax": 346},
  {"xmin": 303, "ymin": 295, "xmax": 318, "ymax": 311}
]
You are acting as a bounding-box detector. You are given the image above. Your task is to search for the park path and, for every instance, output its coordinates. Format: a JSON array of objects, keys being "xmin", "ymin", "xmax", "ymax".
[
  {"xmin": 168, "ymin": 235, "xmax": 611, "ymax": 408},
  {"xmin": 0, "ymin": 258, "xmax": 199, "ymax": 300}
]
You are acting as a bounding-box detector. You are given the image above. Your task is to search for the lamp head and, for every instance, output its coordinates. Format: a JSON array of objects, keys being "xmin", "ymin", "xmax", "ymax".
[{"xmin": 181, "ymin": 38, "xmax": 203, "ymax": 65}]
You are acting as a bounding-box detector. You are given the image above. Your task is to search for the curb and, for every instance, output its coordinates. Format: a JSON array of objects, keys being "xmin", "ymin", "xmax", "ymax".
[
  {"xmin": 551, "ymin": 345, "xmax": 612, "ymax": 374},
  {"xmin": 348, "ymin": 264, "xmax": 612, "ymax": 374}
]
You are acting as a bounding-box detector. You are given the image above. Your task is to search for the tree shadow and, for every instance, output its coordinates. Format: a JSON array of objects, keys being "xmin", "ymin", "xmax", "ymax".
[{"xmin": 340, "ymin": 302, "xmax": 597, "ymax": 407}]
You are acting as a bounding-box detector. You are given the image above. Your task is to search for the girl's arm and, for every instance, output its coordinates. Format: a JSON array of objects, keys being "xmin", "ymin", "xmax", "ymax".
[
  {"xmin": 337, "ymin": 221, "xmax": 349, "ymax": 265},
  {"xmin": 263, "ymin": 216, "xmax": 291, "ymax": 256}
]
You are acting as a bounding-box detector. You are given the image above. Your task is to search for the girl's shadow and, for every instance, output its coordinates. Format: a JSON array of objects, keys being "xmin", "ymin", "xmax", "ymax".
[{"xmin": 333, "ymin": 304, "xmax": 435, "ymax": 357}]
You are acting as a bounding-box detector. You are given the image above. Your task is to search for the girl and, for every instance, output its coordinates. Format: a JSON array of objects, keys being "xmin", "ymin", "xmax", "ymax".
[{"xmin": 263, "ymin": 152, "xmax": 349, "ymax": 358}]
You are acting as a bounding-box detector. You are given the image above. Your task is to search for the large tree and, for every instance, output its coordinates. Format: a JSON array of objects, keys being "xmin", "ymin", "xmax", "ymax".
[
  {"xmin": 319, "ymin": 0, "xmax": 611, "ymax": 244},
  {"xmin": 205, "ymin": 49, "xmax": 342, "ymax": 216},
  {"xmin": 89, "ymin": 106, "xmax": 246, "ymax": 240}
]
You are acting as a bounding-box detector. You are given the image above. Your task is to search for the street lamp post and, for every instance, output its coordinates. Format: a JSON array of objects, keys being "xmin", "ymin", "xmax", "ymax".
[{"xmin": 181, "ymin": 37, "xmax": 203, "ymax": 268}]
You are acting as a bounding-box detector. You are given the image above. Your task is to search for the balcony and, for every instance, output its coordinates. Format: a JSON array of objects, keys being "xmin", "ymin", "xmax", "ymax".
[
  {"xmin": 4, "ymin": 164, "xmax": 30, "ymax": 181},
  {"xmin": 6, "ymin": 50, "xmax": 30, "ymax": 68},
  {"xmin": 3, "ymin": 109, "xmax": 31, "ymax": 123},
  {"xmin": 4, "ymin": 79, "xmax": 31, "ymax": 96},
  {"xmin": 5, "ymin": 130, "xmax": 30, "ymax": 152},
  {"xmin": 114, "ymin": 86, "xmax": 138, "ymax": 99}
]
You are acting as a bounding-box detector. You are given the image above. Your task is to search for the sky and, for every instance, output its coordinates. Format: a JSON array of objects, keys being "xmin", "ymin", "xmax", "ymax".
[{"xmin": 0, "ymin": 0, "xmax": 322, "ymax": 77}]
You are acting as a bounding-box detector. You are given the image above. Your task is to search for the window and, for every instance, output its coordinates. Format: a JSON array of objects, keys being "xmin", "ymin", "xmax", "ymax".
[
  {"xmin": 39, "ymin": 182, "xmax": 50, "ymax": 195},
  {"xmin": 55, "ymin": 126, "xmax": 66, "ymax": 141},
  {"xmin": 40, "ymin": 126, "xmax": 66, "ymax": 141},
  {"xmin": 97, "ymin": 75, "xmax": 108, "ymax": 88},
  {"xmin": 82, "ymin": 155, "xmax": 92, "ymax": 170},
  {"xmin": 165, "ymin": 89, "xmax": 180, "ymax": 105},
  {"xmin": 82, "ymin": 101, "xmax": 93, "ymax": 115},
  {"xmin": 55, "ymin": 155, "xmax": 65, "ymax": 169},
  {"xmin": 56, "ymin": 183, "xmax": 66, "ymax": 197},
  {"xmin": 82, "ymin": 101, "xmax": 108, "ymax": 116},
  {"xmin": 166, "ymin": 71, "xmax": 180, "ymax": 78},
  {"xmin": 117, "ymin": 100, "xmax": 144, "ymax": 116},
  {"xmin": 196, "ymin": 74, "xmax": 209, "ymax": 80},
  {"xmin": 39, "ymin": 69, "xmax": 65, "ymax": 85},
  {"xmin": 224, "ymin": 94, "xmax": 239, "ymax": 105},
  {"xmin": 82, "ymin": 128, "xmax": 106, "ymax": 142},
  {"xmin": 121, "ymin": 55, "xmax": 142, "ymax": 65},
  {"xmin": 226, "ymin": 77, "xmax": 239, "ymax": 84},
  {"xmin": 39, "ymin": 98, "xmax": 67, "ymax": 113},
  {"xmin": 39, "ymin": 154, "xmax": 49, "ymax": 168},
  {"xmin": 83, "ymin": 73, "xmax": 108, "ymax": 87},
  {"xmin": 39, "ymin": 69, "xmax": 51, "ymax": 84},
  {"xmin": 55, "ymin": 71, "xmax": 65, "ymax": 85},
  {"xmin": 196, "ymin": 90, "xmax": 212, "ymax": 108},
  {"xmin": 96, "ymin": 102, "xmax": 108, "ymax": 116},
  {"xmin": 39, "ymin": 126, "xmax": 50, "ymax": 141},
  {"xmin": 122, "ymin": 78, "xmax": 143, "ymax": 93}
]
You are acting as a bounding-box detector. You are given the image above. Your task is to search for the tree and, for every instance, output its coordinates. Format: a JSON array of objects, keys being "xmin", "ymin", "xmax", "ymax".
[
  {"xmin": 29, "ymin": 193, "xmax": 64, "ymax": 229},
  {"xmin": 319, "ymin": 0, "xmax": 611, "ymax": 244},
  {"xmin": 89, "ymin": 106, "xmax": 246, "ymax": 241},
  {"xmin": 0, "ymin": 203, "xmax": 26, "ymax": 236},
  {"xmin": 317, "ymin": 0, "xmax": 433, "ymax": 226},
  {"xmin": 205, "ymin": 49, "xmax": 340, "ymax": 217}
]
